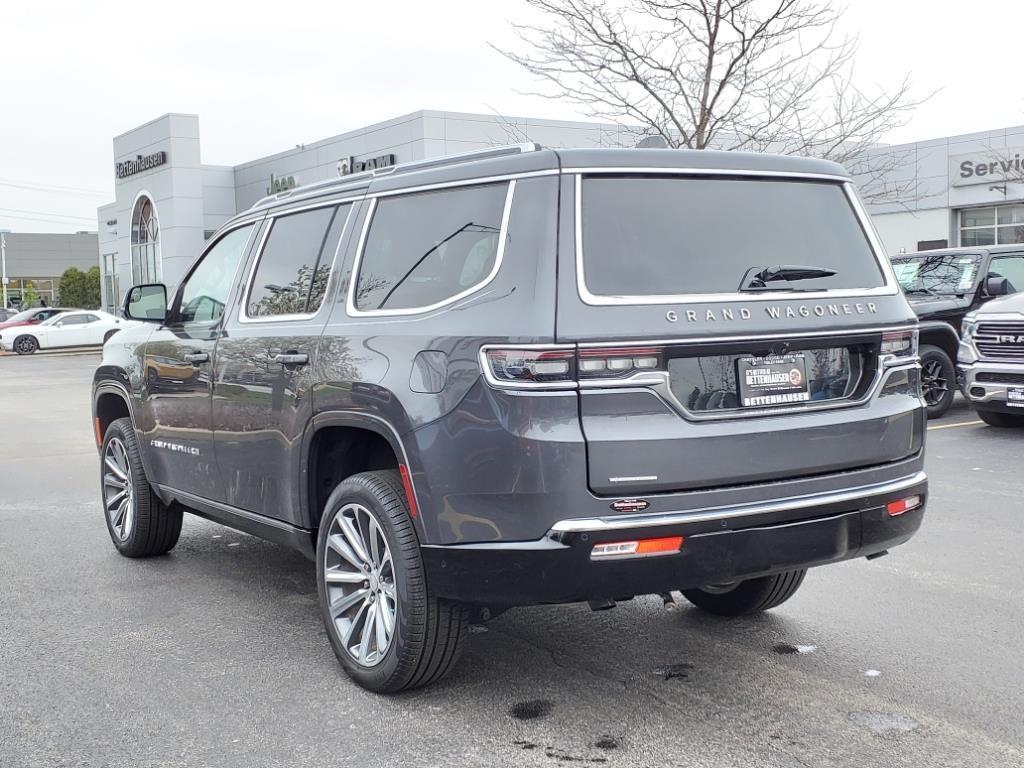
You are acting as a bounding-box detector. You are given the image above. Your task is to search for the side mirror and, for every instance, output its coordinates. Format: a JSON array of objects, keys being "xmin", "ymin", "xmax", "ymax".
[
  {"xmin": 124, "ymin": 283, "xmax": 168, "ymax": 322},
  {"xmin": 985, "ymin": 276, "xmax": 1010, "ymax": 297}
]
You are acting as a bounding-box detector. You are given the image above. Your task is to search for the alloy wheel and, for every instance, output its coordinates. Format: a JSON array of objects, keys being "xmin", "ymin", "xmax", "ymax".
[
  {"xmin": 921, "ymin": 359, "xmax": 948, "ymax": 406},
  {"xmin": 103, "ymin": 437, "xmax": 135, "ymax": 540},
  {"xmin": 15, "ymin": 337, "xmax": 36, "ymax": 354},
  {"xmin": 322, "ymin": 503, "xmax": 397, "ymax": 667}
]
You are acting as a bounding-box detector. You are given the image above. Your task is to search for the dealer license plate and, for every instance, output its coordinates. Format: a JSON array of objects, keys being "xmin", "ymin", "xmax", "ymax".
[
  {"xmin": 1007, "ymin": 387, "xmax": 1024, "ymax": 408},
  {"xmin": 737, "ymin": 354, "xmax": 810, "ymax": 407}
]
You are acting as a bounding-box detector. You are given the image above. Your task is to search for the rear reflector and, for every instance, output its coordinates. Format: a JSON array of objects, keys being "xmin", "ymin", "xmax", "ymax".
[
  {"xmin": 591, "ymin": 535, "xmax": 683, "ymax": 560},
  {"xmin": 398, "ymin": 464, "xmax": 419, "ymax": 518},
  {"xmin": 886, "ymin": 495, "xmax": 922, "ymax": 517}
]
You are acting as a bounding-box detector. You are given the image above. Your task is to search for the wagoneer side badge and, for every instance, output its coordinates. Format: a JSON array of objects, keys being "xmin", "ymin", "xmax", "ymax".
[{"xmin": 610, "ymin": 499, "xmax": 650, "ymax": 513}]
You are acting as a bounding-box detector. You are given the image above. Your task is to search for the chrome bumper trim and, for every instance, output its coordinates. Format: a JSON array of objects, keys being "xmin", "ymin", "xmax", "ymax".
[{"xmin": 548, "ymin": 471, "xmax": 927, "ymax": 533}]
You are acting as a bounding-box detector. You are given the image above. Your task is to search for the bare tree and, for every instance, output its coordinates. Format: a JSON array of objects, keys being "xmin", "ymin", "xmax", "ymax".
[{"xmin": 495, "ymin": 0, "xmax": 929, "ymax": 202}]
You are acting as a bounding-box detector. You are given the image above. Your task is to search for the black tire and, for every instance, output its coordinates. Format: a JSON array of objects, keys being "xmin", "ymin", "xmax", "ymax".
[
  {"xmin": 13, "ymin": 335, "xmax": 38, "ymax": 355},
  {"xmin": 919, "ymin": 345, "xmax": 955, "ymax": 419},
  {"xmin": 100, "ymin": 417, "xmax": 182, "ymax": 557},
  {"xmin": 681, "ymin": 570, "xmax": 807, "ymax": 616},
  {"xmin": 316, "ymin": 470, "xmax": 468, "ymax": 693},
  {"xmin": 976, "ymin": 408, "xmax": 1024, "ymax": 428}
]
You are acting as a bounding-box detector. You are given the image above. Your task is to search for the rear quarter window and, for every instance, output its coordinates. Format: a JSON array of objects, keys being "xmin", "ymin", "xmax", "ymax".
[
  {"xmin": 353, "ymin": 182, "xmax": 510, "ymax": 312},
  {"xmin": 579, "ymin": 175, "xmax": 886, "ymax": 298}
]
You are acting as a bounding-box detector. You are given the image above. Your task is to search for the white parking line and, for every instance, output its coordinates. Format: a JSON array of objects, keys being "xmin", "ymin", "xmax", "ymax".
[{"xmin": 928, "ymin": 420, "xmax": 984, "ymax": 431}]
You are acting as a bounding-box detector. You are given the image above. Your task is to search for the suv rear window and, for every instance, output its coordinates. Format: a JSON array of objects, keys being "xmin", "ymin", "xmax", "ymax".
[
  {"xmin": 579, "ymin": 176, "xmax": 885, "ymax": 298},
  {"xmin": 354, "ymin": 182, "xmax": 509, "ymax": 312}
]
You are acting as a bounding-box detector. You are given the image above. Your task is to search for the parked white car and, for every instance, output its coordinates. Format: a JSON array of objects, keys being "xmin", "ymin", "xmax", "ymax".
[{"xmin": 0, "ymin": 310, "xmax": 139, "ymax": 355}]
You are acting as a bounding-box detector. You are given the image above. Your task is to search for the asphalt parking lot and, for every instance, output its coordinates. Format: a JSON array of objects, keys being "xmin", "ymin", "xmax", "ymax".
[{"xmin": 2, "ymin": 353, "xmax": 1022, "ymax": 768}]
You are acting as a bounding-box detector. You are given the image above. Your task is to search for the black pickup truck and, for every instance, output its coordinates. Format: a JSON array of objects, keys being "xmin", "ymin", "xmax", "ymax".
[{"xmin": 891, "ymin": 244, "xmax": 1024, "ymax": 417}]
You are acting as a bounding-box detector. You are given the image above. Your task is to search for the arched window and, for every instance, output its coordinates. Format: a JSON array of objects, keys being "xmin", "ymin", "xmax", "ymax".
[{"xmin": 131, "ymin": 195, "xmax": 160, "ymax": 284}]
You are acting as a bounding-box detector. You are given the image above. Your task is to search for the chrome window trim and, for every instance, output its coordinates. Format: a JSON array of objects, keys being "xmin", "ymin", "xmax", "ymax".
[
  {"xmin": 347, "ymin": 179, "xmax": 517, "ymax": 318},
  {"xmin": 572, "ymin": 171, "xmax": 900, "ymax": 306},
  {"xmin": 238, "ymin": 202, "xmax": 354, "ymax": 325},
  {"xmin": 547, "ymin": 471, "xmax": 927, "ymax": 533}
]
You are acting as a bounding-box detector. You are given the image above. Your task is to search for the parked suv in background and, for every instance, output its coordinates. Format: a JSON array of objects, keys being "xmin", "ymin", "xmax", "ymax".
[
  {"xmin": 93, "ymin": 145, "xmax": 927, "ymax": 693},
  {"xmin": 891, "ymin": 244, "xmax": 1024, "ymax": 417}
]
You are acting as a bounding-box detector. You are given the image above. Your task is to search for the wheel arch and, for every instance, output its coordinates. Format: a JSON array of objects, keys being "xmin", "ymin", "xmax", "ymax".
[
  {"xmin": 302, "ymin": 411, "xmax": 424, "ymax": 536},
  {"xmin": 918, "ymin": 320, "xmax": 959, "ymax": 361}
]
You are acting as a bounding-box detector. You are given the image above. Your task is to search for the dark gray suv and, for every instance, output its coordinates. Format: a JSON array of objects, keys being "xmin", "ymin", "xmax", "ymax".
[{"xmin": 92, "ymin": 144, "xmax": 927, "ymax": 692}]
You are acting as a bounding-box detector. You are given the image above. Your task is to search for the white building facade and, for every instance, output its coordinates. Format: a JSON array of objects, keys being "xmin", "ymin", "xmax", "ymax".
[{"xmin": 97, "ymin": 111, "xmax": 1024, "ymax": 311}]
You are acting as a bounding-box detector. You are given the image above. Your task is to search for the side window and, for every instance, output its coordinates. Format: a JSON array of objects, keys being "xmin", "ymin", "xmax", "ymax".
[
  {"xmin": 988, "ymin": 256, "xmax": 1024, "ymax": 293},
  {"xmin": 178, "ymin": 224, "xmax": 255, "ymax": 323},
  {"xmin": 60, "ymin": 314, "xmax": 87, "ymax": 325},
  {"xmin": 354, "ymin": 182, "xmax": 509, "ymax": 312},
  {"xmin": 246, "ymin": 204, "xmax": 349, "ymax": 318},
  {"xmin": 83, "ymin": 314, "xmax": 101, "ymax": 323}
]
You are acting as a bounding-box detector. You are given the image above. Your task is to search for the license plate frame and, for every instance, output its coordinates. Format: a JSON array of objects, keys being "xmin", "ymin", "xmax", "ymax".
[
  {"xmin": 737, "ymin": 353, "xmax": 811, "ymax": 407},
  {"xmin": 1007, "ymin": 387, "xmax": 1024, "ymax": 407}
]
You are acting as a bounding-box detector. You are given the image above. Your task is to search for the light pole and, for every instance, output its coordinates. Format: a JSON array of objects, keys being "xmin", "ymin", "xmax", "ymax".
[{"xmin": 1, "ymin": 232, "xmax": 8, "ymax": 309}]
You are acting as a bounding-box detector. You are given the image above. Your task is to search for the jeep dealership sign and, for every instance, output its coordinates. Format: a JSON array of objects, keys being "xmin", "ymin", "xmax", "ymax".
[{"xmin": 950, "ymin": 147, "xmax": 1024, "ymax": 187}]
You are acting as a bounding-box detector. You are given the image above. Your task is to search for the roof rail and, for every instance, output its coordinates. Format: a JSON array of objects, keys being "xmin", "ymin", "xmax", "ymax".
[{"xmin": 250, "ymin": 143, "xmax": 541, "ymax": 210}]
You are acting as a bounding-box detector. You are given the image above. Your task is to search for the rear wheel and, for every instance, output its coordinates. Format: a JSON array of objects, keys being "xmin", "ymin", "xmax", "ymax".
[
  {"xmin": 101, "ymin": 417, "xmax": 182, "ymax": 557},
  {"xmin": 976, "ymin": 408, "xmax": 1024, "ymax": 428},
  {"xmin": 681, "ymin": 570, "xmax": 807, "ymax": 616},
  {"xmin": 919, "ymin": 345, "xmax": 954, "ymax": 419},
  {"xmin": 13, "ymin": 335, "xmax": 38, "ymax": 355},
  {"xmin": 317, "ymin": 470, "xmax": 468, "ymax": 693}
]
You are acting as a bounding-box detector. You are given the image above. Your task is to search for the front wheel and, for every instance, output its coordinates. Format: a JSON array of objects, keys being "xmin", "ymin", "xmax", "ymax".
[
  {"xmin": 13, "ymin": 335, "xmax": 38, "ymax": 355},
  {"xmin": 976, "ymin": 408, "xmax": 1024, "ymax": 428},
  {"xmin": 101, "ymin": 417, "xmax": 182, "ymax": 557},
  {"xmin": 681, "ymin": 570, "xmax": 807, "ymax": 616},
  {"xmin": 316, "ymin": 470, "xmax": 468, "ymax": 693},
  {"xmin": 919, "ymin": 345, "xmax": 955, "ymax": 419}
]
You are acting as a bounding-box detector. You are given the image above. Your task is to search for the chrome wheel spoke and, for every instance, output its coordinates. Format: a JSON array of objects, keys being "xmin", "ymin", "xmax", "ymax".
[
  {"xmin": 327, "ymin": 533, "xmax": 365, "ymax": 571},
  {"xmin": 369, "ymin": 519, "xmax": 382, "ymax": 567},
  {"xmin": 358, "ymin": 602, "xmax": 376, "ymax": 661},
  {"xmin": 106, "ymin": 488, "xmax": 127, "ymax": 510},
  {"xmin": 331, "ymin": 588, "xmax": 368, "ymax": 619},
  {"xmin": 104, "ymin": 456, "xmax": 127, "ymax": 481},
  {"xmin": 343, "ymin": 600, "xmax": 369, "ymax": 649},
  {"xmin": 338, "ymin": 513, "xmax": 371, "ymax": 565},
  {"xmin": 379, "ymin": 595, "xmax": 394, "ymax": 637},
  {"xmin": 323, "ymin": 568, "xmax": 366, "ymax": 584}
]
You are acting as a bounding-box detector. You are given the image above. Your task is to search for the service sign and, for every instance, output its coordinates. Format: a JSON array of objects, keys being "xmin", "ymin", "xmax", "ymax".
[{"xmin": 950, "ymin": 146, "xmax": 1024, "ymax": 187}]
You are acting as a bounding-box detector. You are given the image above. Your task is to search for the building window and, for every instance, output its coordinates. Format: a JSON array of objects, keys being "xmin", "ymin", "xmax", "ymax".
[
  {"xmin": 130, "ymin": 195, "xmax": 160, "ymax": 284},
  {"xmin": 102, "ymin": 253, "xmax": 119, "ymax": 312},
  {"xmin": 960, "ymin": 204, "xmax": 1024, "ymax": 246}
]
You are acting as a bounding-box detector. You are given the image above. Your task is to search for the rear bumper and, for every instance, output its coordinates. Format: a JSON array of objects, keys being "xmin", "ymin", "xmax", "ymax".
[{"xmin": 422, "ymin": 472, "xmax": 927, "ymax": 606}]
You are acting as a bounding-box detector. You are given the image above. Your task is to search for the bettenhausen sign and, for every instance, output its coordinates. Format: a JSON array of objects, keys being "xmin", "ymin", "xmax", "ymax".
[
  {"xmin": 950, "ymin": 147, "xmax": 1024, "ymax": 187},
  {"xmin": 116, "ymin": 151, "xmax": 167, "ymax": 179},
  {"xmin": 337, "ymin": 153, "xmax": 396, "ymax": 176}
]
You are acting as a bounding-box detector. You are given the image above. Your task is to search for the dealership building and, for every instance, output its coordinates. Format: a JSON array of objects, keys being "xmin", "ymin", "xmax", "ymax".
[{"xmin": 96, "ymin": 111, "xmax": 1024, "ymax": 311}]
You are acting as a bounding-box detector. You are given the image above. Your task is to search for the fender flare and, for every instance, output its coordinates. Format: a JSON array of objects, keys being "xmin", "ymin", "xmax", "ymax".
[
  {"xmin": 916, "ymin": 320, "xmax": 960, "ymax": 361},
  {"xmin": 300, "ymin": 411, "xmax": 424, "ymax": 533},
  {"xmin": 92, "ymin": 378, "xmax": 161, "ymax": 496}
]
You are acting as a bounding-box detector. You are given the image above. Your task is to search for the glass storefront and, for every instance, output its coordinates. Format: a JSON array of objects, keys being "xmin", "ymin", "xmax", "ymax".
[
  {"xmin": 102, "ymin": 252, "xmax": 119, "ymax": 313},
  {"xmin": 960, "ymin": 204, "xmax": 1024, "ymax": 246}
]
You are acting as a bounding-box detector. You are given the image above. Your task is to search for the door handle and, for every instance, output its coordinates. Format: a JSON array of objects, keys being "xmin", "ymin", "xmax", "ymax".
[
  {"xmin": 183, "ymin": 352, "xmax": 209, "ymax": 364},
  {"xmin": 273, "ymin": 352, "xmax": 309, "ymax": 366}
]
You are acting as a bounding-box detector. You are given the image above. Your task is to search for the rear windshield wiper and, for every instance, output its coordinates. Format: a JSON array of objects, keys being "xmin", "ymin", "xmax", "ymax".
[{"xmin": 739, "ymin": 264, "xmax": 837, "ymax": 291}]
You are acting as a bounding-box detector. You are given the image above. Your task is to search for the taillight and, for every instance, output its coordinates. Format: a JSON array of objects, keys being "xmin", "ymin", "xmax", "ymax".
[
  {"xmin": 880, "ymin": 329, "xmax": 918, "ymax": 362},
  {"xmin": 481, "ymin": 346, "xmax": 576, "ymax": 388},
  {"xmin": 480, "ymin": 344, "xmax": 671, "ymax": 389},
  {"xmin": 886, "ymin": 495, "xmax": 922, "ymax": 517},
  {"xmin": 577, "ymin": 347, "xmax": 664, "ymax": 380}
]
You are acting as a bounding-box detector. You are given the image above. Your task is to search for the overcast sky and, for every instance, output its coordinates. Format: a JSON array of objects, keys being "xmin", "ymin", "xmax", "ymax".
[{"xmin": 2, "ymin": 0, "xmax": 1023, "ymax": 233}]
